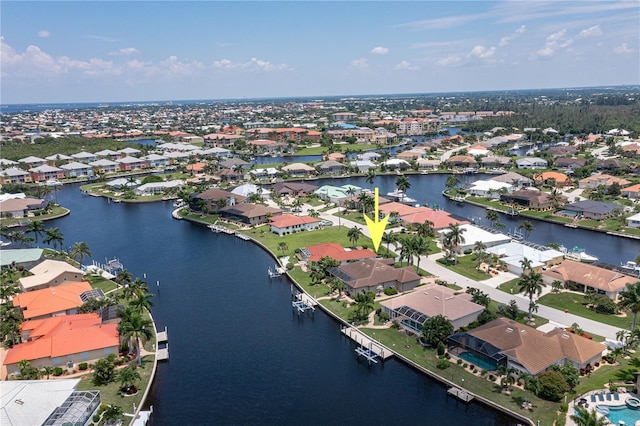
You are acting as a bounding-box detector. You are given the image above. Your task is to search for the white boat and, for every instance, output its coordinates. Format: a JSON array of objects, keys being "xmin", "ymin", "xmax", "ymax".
[
  {"xmin": 620, "ymin": 261, "xmax": 640, "ymax": 276},
  {"xmin": 559, "ymin": 245, "xmax": 598, "ymax": 263},
  {"xmin": 386, "ymin": 189, "xmax": 417, "ymax": 205}
]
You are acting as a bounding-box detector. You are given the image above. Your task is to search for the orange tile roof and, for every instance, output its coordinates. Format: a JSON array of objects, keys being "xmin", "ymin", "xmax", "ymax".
[
  {"xmin": 534, "ymin": 171, "xmax": 570, "ymax": 183},
  {"xmin": 401, "ymin": 209, "xmax": 468, "ymax": 230},
  {"xmin": 379, "ymin": 202, "xmax": 418, "ymax": 216},
  {"xmin": 270, "ymin": 214, "xmax": 320, "ymax": 228},
  {"xmin": 12, "ymin": 281, "xmax": 92, "ymax": 320},
  {"xmin": 306, "ymin": 243, "xmax": 377, "ymax": 263},
  {"xmin": 4, "ymin": 313, "xmax": 119, "ymax": 365}
]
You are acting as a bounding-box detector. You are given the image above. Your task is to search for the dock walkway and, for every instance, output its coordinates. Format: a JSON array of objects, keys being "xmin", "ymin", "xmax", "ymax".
[
  {"xmin": 156, "ymin": 326, "xmax": 169, "ymax": 361},
  {"xmin": 341, "ymin": 327, "xmax": 393, "ymax": 360},
  {"xmin": 448, "ymin": 387, "xmax": 474, "ymax": 403}
]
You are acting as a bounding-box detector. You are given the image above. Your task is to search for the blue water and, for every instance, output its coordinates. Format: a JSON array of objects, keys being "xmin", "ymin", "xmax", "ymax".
[
  {"xmin": 45, "ymin": 183, "xmax": 517, "ymax": 425},
  {"xmin": 459, "ymin": 352, "xmax": 498, "ymax": 372},
  {"xmin": 605, "ymin": 405, "xmax": 640, "ymax": 424}
]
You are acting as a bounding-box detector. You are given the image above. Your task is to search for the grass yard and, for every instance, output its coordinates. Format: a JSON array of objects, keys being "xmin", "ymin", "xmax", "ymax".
[
  {"xmin": 436, "ymin": 255, "xmax": 492, "ymax": 281},
  {"xmin": 538, "ymin": 292, "xmax": 633, "ymax": 330},
  {"xmin": 574, "ymin": 356, "xmax": 639, "ymax": 396},
  {"xmin": 497, "ymin": 278, "xmax": 522, "ymax": 295},
  {"xmin": 87, "ymin": 275, "xmax": 119, "ymax": 293}
]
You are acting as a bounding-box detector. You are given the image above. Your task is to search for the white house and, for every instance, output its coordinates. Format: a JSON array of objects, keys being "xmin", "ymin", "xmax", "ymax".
[
  {"xmin": 516, "ymin": 157, "xmax": 548, "ymax": 169},
  {"xmin": 626, "ymin": 212, "xmax": 640, "ymax": 229},
  {"xmin": 466, "ymin": 180, "xmax": 512, "ymax": 198},
  {"xmin": 89, "ymin": 159, "xmax": 120, "ymax": 174},
  {"xmin": 487, "ymin": 242, "xmax": 564, "ymax": 275},
  {"xmin": 59, "ymin": 162, "xmax": 95, "ymax": 178},
  {"xmin": 439, "ymin": 224, "xmax": 511, "ymax": 252},
  {"xmin": 134, "ymin": 179, "xmax": 183, "ymax": 196}
]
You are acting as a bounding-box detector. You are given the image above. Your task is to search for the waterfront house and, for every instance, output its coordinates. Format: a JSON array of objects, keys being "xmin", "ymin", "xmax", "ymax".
[
  {"xmin": 0, "ymin": 197, "xmax": 48, "ymax": 219},
  {"xmin": 60, "ymin": 162, "xmax": 94, "ymax": 178},
  {"xmin": 596, "ymin": 158, "xmax": 629, "ymax": 171},
  {"xmin": 29, "ymin": 165, "xmax": 65, "ymax": 183},
  {"xmin": 134, "ymin": 179, "xmax": 183, "ymax": 196},
  {"xmin": 481, "ymin": 156, "xmax": 512, "ymax": 169},
  {"xmin": 515, "ymin": 157, "xmax": 548, "ymax": 170},
  {"xmin": 316, "ymin": 160, "xmax": 346, "ymax": 175},
  {"xmin": 486, "ymin": 242, "xmax": 564, "ymax": 275},
  {"xmin": 554, "ymin": 157, "xmax": 587, "ymax": 170},
  {"xmin": 487, "ymin": 172, "xmax": 532, "ymax": 188},
  {"xmin": 45, "ymin": 154, "xmax": 73, "ymax": 165},
  {"xmin": 3, "ymin": 313, "xmax": 119, "ymax": 375},
  {"xmin": 446, "ymin": 155, "xmax": 478, "ymax": 170},
  {"xmin": 448, "ymin": 318, "xmax": 605, "ymax": 375},
  {"xmin": 164, "ymin": 151, "xmax": 192, "ymax": 164},
  {"xmin": 247, "ymin": 139, "xmax": 284, "ymax": 154},
  {"xmin": 380, "ymin": 284, "xmax": 485, "ymax": 334},
  {"xmin": 250, "ymin": 167, "xmax": 280, "ymax": 179},
  {"xmin": 0, "ymin": 379, "xmax": 101, "ymax": 426},
  {"xmin": 196, "ymin": 188, "xmax": 246, "ymax": 212},
  {"xmin": 199, "ymin": 147, "xmax": 232, "ymax": 158},
  {"xmin": 0, "ymin": 248, "xmax": 44, "ymax": 270},
  {"xmin": 357, "ymin": 152, "xmax": 381, "ymax": 162},
  {"xmin": 301, "ymin": 243, "xmax": 377, "ymax": 264},
  {"xmin": 0, "ymin": 168, "xmax": 32, "ymax": 184},
  {"xmin": 416, "ymin": 158, "xmax": 441, "ymax": 170},
  {"xmin": 272, "ymin": 182, "xmax": 318, "ymax": 197},
  {"xmin": 18, "ymin": 156, "xmax": 47, "ymax": 168},
  {"xmin": 12, "ymin": 281, "xmax": 94, "ymax": 321},
  {"xmin": 626, "ymin": 212, "xmax": 640, "ymax": 228},
  {"xmin": 328, "ymin": 258, "xmax": 421, "ymax": 295},
  {"xmin": 203, "ymin": 133, "xmax": 245, "ymax": 147},
  {"xmin": 89, "ymin": 158, "xmax": 120, "ymax": 174},
  {"xmin": 94, "ymin": 149, "xmax": 120, "ymax": 160},
  {"xmin": 467, "ymin": 145, "xmax": 492, "ymax": 157},
  {"xmin": 219, "ymin": 203, "xmax": 282, "ymax": 225},
  {"xmin": 230, "ymin": 183, "xmax": 270, "ymax": 199},
  {"xmin": 71, "ymin": 151, "xmax": 98, "ymax": 163},
  {"xmin": 563, "ymin": 200, "xmax": 620, "ymax": 220},
  {"xmin": 326, "ymin": 152, "xmax": 346, "ymax": 163},
  {"xmin": 500, "ymin": 189, "xmax": 565, "ymax": 210},
  {"xmin": 542, "ymin": 259, "xmax": 636, "ymax": 300},
  {"xmin": 106, "ymin": 177, "xmax": 140, "ymax": 190},
  {"xmin": 314, "ymin": 184, "xmax": 362, "ymax": 204},
  {"xmin": 141, "ymin": 153, "xmax": 170, "ymax": 168},
  {"xmin": 117, "ymin": 147, "xmax": 141, "ymax": 157},
  {"xmin": 466, "ymin": 180, "xmax": 512, "ymax": 198},
  {"xmin": 532, "ymin": 171, "xmax": 572, "ymax": 187},
  {"xmin": 281, "ymin": 163, "xmax": 316, "ymax": 177},
  {"xmin": 269, "ymin": 214, "xmax": 322, "ymax": 236},
  {"xmin": 396, "ymin": 207, "xmax": 467, "ymax": 230},
  {"xmin": 220, "ymin": 158, "xmax": 251, "ymax": 170},
  {"xmin": 349, "ymin": 159, "xmax": 377, "ymax": 172},
  {"xmin": 621, "ymin": 183, "xmax": 640, "ymax": 199},
  {"xmin": 438, "ymin": 224, "xmax": 511, "ymax": 252},
  {"xmin": 116, "ymin": 156, "xmax": 146, "ymax": 171},
  {"xmin": 0, "ymin": 158, "xmax": 18, "ymax": 168},
  {"xmin": 578, "ymin": 174, "xmax": 631, "ymax": 190},
  {"xmin": 18, "ymin": 259, "xmax": 85, "ymax": 292},
  {"xmin": 381, "ymin": 159, "xmax": 411, "ymax": 170}
]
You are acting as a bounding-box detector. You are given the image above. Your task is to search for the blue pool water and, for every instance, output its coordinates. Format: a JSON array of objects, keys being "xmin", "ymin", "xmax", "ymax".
[
  {"xmin": 459, "ymin": 352, "xmax": 498, "ymax": 371},
  {"xmin": 605, "ymin": 405, "xmax": 640, "ymax": 425}
]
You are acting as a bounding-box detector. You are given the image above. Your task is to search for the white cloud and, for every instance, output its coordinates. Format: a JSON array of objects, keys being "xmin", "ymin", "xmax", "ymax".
[
  {"xmin": 469, "ymin": 45, "xmax": 496, "ymax": 60},
  {"xmin": 532, "ymin": 29, "xmax": 573, "ymax": 59},
  {"xmin": 370, "ymin": 46, "xmax": 389, "ymax": 55},
  {"xmin": 436, "ymin": 55, "xmax": 461, "ymax": 66},
  {"xmin": 614, "ymin": 43, "xmax": 633, "ymax": 54},
  {"xmin": 37, "ymin": 30, "xmax": 50, "ymax": 38},
  {"xmin": 109, "ymin": 47, "xmax": 140, "ymax": 56},
  {"xmin": 396, "ymin": 12, "xmax": 488, "ymax": 30},
  {"xmin": 394, "ymin": 61, "xmax": 418, "ymax": 71},
  {"xmin": 576, "ymin": 25, "xmax": 603, "ymax": 39},
  {"xmin": 211, "ymin": 57, "xmax": 291, "ymax": 72},
  {"xmin": 349, "ymin": 57, "xmax": 369, "ymax": 69},
  {"xmin": 499, "ymin": 25, "xmax": 526, "ymax": 46}
]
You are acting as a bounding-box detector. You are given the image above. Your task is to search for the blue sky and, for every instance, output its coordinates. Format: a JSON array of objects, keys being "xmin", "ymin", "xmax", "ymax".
[{"xmin": 1, "ymin": 1, "xmax": 638, "ymax": 104}]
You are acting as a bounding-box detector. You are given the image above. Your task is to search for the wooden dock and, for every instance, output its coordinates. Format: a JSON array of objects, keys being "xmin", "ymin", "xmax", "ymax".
[
  {"xmin": 447, "ymin": 387, "xmax": 474, "ymax": 403},
  {"xmin": 157, "ymin": 345, "xmax": 169, "ymax": 361},
  {"xmin": 341, "ymin": 327, "xmax": 393, "ymax": 360},
  {"xmin": 156, "ymin": 326, "xmax": 169, "ymax": 361}
]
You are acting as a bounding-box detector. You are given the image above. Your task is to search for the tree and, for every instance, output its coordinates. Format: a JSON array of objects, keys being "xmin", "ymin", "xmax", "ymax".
[
  {"xmin": 277, "ymin": 241, "xmax": 288, "ymax": 256},
  {"xmin": 537, "ymin": 370, "xmax": 568, "ymax": 402},
  {"xmin": 117, "ymin": 308, "xmax": 154, "ymax": 366},
  {"xmin": 518, "ymin": 271, "xmax": 545, "ymax": 320},
  {"xmin": 41, "ymin": 366, "xmax": 55, "ymax": 380},
  {"xmin": 25, "ymin": 220, "xmax": 45, "ymax": 247},
  {"xmin": 382, "ymin": 231, "xmax": 398, "ymax": 256},
  {"xmin": 473, "ymin": 240, "xmax": 487, "ymax": 269},
  {"xmin": 518, "ymin": 220, "xmax": 535, "ymax": 239},
  {"xmin": 619, "ymin": 282, "xmax": 640, "ymax": 331},
  {"xmin": 102, "ymin": 404, "xmax": 124, "ymax": 426},
  {"xmin": 421, "ymin": 314, "xmax": 454, "ymax": 347},
  {"xmin": 117, "ymin": 364, "xmax": 141, "ymax": 394},
  {"xmin": 416, "ymin": 221, "xmax": 434, "ymax": 238},
  {"xmin": 0, "ymin": 304, "xmax": 24, "ymax": 347},
  {"xmin": 550, "ymin": 363, "xmax": 580, "ymax": 391},
  {"xmin": 43, "ymin": 227, "xmax": 64, "ymax": 252},
  {"xmin": 570, "ymin": 407, "xmax": 609, "ymax": 426},
  {"xmin": 18, "ymin": 359, "xmax": 40, "ymax": 380},
  {"xmin": 485, "ymin": 209, "xmax": 499, "ymax": 224},
  {"xmin": 351, "ymin": 291, "xmax": 375, "ymax": 324},
  {"xmin": 443, "ymin": 223, "xmax": 466, "ymax": 264},
  {"xmin": 551, "ymin": 280, "xmax": 563, "ymax": 293},
  {"xmin": 395, "ymin": 175, "xmax": 411, "ymax": 202},
  {"xmin": 93, "ymin": 357, "xmax": 116, "ymax": 385},
  {"xmin": 466, "ymin": 287, "xmax": 490, "ymax": 307},
  {"xmin": 445, "ymin": 175, "xmax": 460, "ymax": 190},
  {"xmin": 116, "ymin": 269, "xmax": 133, "ymax": 286},
  {"xmin": 130, "ymin": 290, "xmax": 154, "ymax": 314},
  {"xmin": 347, "ymin": 226, "xmax": 362, "ymax": 248},
  {"xmin": 519, "ymin": 257, "xmax": 533, "ymax": 273},
  {"xmin": 70, "ymin": 241, "xmax": 92, "ymax": 264},
  {"xmin": 407, "ymin": 235, "xmax": 430, "ymax": 273},
  {"xmin": 498, "ymin": 300, "xmax": 520, "ymax": 320},
  {"xmin": 365, "ymin": 169, "xmax": 376, "ymax": 189}
]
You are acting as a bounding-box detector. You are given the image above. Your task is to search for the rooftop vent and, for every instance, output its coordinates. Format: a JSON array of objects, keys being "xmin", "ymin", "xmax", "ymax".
[{"xmin": 506, "ymin": 327, "xmax": 514, "ymax": 332}]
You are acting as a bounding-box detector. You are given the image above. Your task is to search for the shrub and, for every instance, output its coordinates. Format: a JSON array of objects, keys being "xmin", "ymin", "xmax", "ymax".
[
  {"xmin": 560, "ymin": 402, "xmax": 568, "ymax": 413},
  {"xmin": 286, "ymin": 262, "xmax": 294, "ymax": 270},
  {"xmin": 79, "ymin": 363, "xmax": 88, "ymax": 371},
  {"xmin": 538, "ymin": 370, "xmax": 569, "ymax": 402},
  {"xmin": 444, "ymin": 353, "xmax": 451, "ymax": 359},
  {"xmin": 481, "ymin": 369, "xmax": 487, "ymax": 376},
  {"xmin": 436, "ymin": 359, "xmax": 450, "ymax": 370},
  {"xmin": 457, "ymin": 359, "xmax": 463, "ymax": 365},
  {"xmin": 489, "ymin": 375, "xmax": 496, "ymax": 382},
  {"xmin": 462, "ymin": 363, "xmax": 468, "ymax": 368},
  {"xmin": 463, "ymin": 249, "xmax": 473, "ymax": 255},
  {"xmin": 383, "ymin": 287, "xmax": 398, "ymax": 296},
  {"xmin": 92, "ymin": 414, "xmax": 101, "ymax": 423},
  {"xmin": 436, "ymin": 341, "xmax": 446, "ymax": 356},
  {"xmin": 53, "ymin": 367, "xmax": 64, "ymax": 376},
  {"xmin": 610, "ymin": 385, "xmax": 618, "ymax": 393}
]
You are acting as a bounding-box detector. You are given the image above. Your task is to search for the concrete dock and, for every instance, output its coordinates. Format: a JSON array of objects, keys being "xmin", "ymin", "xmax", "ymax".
[{"xmin": 341, "ymin": 327, "xmax": 393, "ymax": 360}]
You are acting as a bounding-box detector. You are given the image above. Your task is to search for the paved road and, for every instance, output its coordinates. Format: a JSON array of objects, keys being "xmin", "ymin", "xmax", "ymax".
[{"xmin": 318, "ymin": 207, "xmax": 624, "ymax": 341}]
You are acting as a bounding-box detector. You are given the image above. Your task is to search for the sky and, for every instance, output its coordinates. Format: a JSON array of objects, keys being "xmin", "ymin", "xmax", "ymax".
[{"xmin": 1, "ymin": 1, "xmax": 639, "ymax": 104}]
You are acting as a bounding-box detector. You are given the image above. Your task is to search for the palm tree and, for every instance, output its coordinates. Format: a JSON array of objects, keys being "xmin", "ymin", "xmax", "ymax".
[
  {"xmin": 445, "ymin": 175, "xmax": 460, "ymax": 191},
  {"xmin": 382, "ymin": 232, "xmax": 398, "ymax": 256},
  {"xmin": 116, "ymin": 270, "xmax": 133, "ymax": 286},
  {"xmin": 277, "ymin": 241, "xmax": 288, "ymax": 256},
  {"xmin": 421, "ymin": 314, "xmax": 454, "ymax": 346},
  {"xmin": 117, "ymin": 364, "xmax": 141, "ymax": 393},
  {"xmin": 409, "ymin": 235, "xmax": 430, "ymax": 273},
  {"xmin": 347, "ymin": 226, "xmax": 362, "ymax": 248},
  {"xmin": 41, "ymin": 366, "xmax": 55, "ymax": 380},
  {"xmin": 26, "ymin": 220, "xmax": 45, "ymax": 247},
  {"xmin": 570, "ymin": 407, "xmax": 609, "ymax": 426},
  {"xmin": 416, "ymin": 221, "xmax": 434, "ymax": 238},
  {"xmin": 619, "ymin": 282, "xmax": 640, "ymax": 331},
  {"xmin": 443, "ymin": 223, "xmax": 466, "ymax": 264},
  {"xmin": 70, "ymin": 241, "xmax": 92, "ymax": 264},
  {"xmin": 117, "ymin": 308, "xmax": 154, "ymax": 366},
  {"xmin": 130, "ymin": 290, "xmax": 154, "ymax": 314},
  {"xmin": 485, "ymin": 210, "xmax": 499, "ymax": 224},
  {"xmin": 395, "ymin": 175, "xmax": 411, "ymax": 203},
  {"xmin": 518, "ymin": 220, "xmax": 535, "ymax": 239},
  {"xmin": 518, "ymin": 271, "xmax": 546, "ymax": 320},
  {"xmin": 43, "ymin": 227, "xmax": 64, "ymax": 252},
  {"xmin": 365, "ymin": 169, "xmax": 376, "ymax": 189},
  {"xmin": 102, "ymin": 405, "xmax": 124, "ymax": 426},
  {"xmin": 520, "ymin": 257, "xmax": 533, "ymax": 273},
  {"xmin": 473, "ymin": 240, "xmax": 487, "ymax": 269}
]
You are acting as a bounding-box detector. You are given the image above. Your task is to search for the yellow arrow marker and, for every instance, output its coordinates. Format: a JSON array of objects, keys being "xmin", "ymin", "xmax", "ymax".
[{"xmin": 364, "ymin": 187, "xmax": 389, "ymax": 252}]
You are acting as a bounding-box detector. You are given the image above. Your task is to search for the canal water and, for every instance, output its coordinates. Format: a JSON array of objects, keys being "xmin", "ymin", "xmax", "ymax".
[{"xmin": 49, "ymin": 183, "xmax": 517, "ymax": 425}]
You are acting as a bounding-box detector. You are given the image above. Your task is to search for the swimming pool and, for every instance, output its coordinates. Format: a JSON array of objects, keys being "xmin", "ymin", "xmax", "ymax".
[
  {"xmin": 458, "ymin": 352, "xmax": 498, "ymax": 371},
  {"xmin": 604, "ymin": 405, "xmax": 640, "ymax": 425}
]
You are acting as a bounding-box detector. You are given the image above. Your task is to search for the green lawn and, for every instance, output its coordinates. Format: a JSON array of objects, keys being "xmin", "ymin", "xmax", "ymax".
[
  {"xmin": 574, "ymin": 356, "xmax": 639, "ymax": 396},
  {"xmin": 497, "ymin": 278, "xmax": 522, "ymax": 295},
  {"xmin": 0, "ymin": 205, "xmax": 70, "ymax": 227},
  {"xmin": 294, "ymin": 143, "xmax": 382, "ymax": 156},
  {"xmin": 87, "ymin": 275, "xmax": 119, "ymax": 293},
  {"xmin": 538, "ymin": 292, "xmax": 632, "ymax": 330},
  {"xmin": 623, "ymin": 227, "xmax": 640, "ymax": 236},
  {"xmin": 76, "ymin": 355, "xmax": 155, "ymax": 426},
  {"xmin": 436, "ymin": 255, "xmax": 492, "ymax": 281}
]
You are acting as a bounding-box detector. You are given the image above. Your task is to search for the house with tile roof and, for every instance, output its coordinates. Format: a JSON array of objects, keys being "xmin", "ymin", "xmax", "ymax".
[
  {"xmin": 301, "ymin": 243, "xmax": 377, "ymax": 264},
  {"xmin": 563, "ymin": 200, "xmax": 621, "ymax": 220},
  {"xmin": 381, "ymin": 284, "xmax": 485, "ymax": 333},
  {"xmin": 18, "ymin": 259, "xmax": 85, "ymax": 292},
  {"xmin": 0, "ymin": 197, "xmax": 48, "ymax": 218},
  {"xmin": 29, "ymin": 165, "xmax": 65, "ymax": 182},
  {"xmin": 12, "ymin": 281, "xmax": 94, "ymax": 321},
  {"xmin": 329, "ymin": 258, "xmax": 421, "ymax": 295},
  {"xmin": 196, "ymin": 188, "xmax": 246, "ymax": 212},
  {"xmin": 59, "ymin": 161, "xmax": 94, "ymax": 178},
  {"xmin": 621, "ymin": 183, "xmax": 640, "ymax": 199},
  {"xmin": 270, "ymin": 214, "xmax": 321, "ymax": 236},
  {"xmin": 272, "ymin": 182, "xmax": 318, "ymax": 196},
  {"xmin": 448, "ymin": 318, "xmax": 606, "ymax": 375},
  {"xmin": 578, "ymin": 174, "xmax": 631, "ymax": 189},
  {"xmin": 500, "ymin": 189, "xmax": 566, "ymax": 210},
  {"xmin": 220, "ymin": 203, "xmax": 282, "ymax": 225},
  {"xmin": 3, "ymin": 313, "xmax": 119, "ymax": 375},
  {"xmin": 0, "ymin": 168, "xmax": 32, "ymax": 184},
  {"xmin": 542, "ymin": 259, "xmax": 636, "ymax": 300},
  {"xmin": 532, "ymin": 171, "xmax": 572, "ymax": 187}
]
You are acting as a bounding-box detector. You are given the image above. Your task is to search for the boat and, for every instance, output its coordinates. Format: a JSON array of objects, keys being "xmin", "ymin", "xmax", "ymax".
[
  {"xmin": 173, "ymin": 200, "xmax": 186, "ymax": 208},
  {"xmin": 505, "ymin": 208, "xmax": 519, "ymax": 218},
  {"xmin": 485, "ymin": 168, "xmax": 505, "ymax": 175},
  {"xmin": 386, "ymin": 189, "xmax": 417, "ymax": 205},
  {"xmin": 620, "ymin": 261, "xmax": 640, "ymax": 276},
  {"xmin": 559, "ymin": 245, "xmax": 599, "ymax": 263}
]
